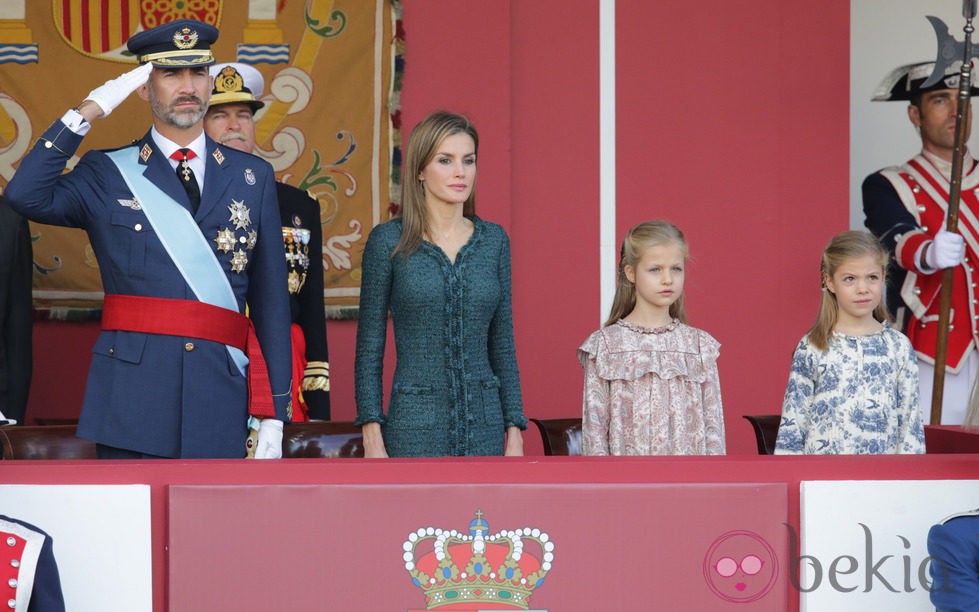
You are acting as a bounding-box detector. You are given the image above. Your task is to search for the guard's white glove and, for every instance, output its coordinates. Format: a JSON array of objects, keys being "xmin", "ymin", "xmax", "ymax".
[
  {"xmin": 254, "ymin": 418, "xmax": 284, "ymax": 459},
  {"xmin": 925, "ymin": 229, "xmax": 966, "ymax": 270},
  {"xmin": 84, "ymin": 63, "xmax": 152, "ymax": 117}
]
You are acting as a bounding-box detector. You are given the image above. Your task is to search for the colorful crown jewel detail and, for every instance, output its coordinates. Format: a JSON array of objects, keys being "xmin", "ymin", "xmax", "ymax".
[{"xmin": 402, "ymin": 509, "xmax": 555, "ymax": 610}]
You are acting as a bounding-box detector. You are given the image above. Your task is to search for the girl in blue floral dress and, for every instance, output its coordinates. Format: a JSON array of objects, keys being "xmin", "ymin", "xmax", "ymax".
[{"xmin": 775, "ymin": 231, "xmax": 925, "ymax": 454}]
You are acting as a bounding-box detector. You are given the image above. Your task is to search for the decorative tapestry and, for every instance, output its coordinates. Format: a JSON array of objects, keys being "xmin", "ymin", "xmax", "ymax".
[{"xmin": 0, "ymin": 0, "xmax": 402, "ymax": 318}]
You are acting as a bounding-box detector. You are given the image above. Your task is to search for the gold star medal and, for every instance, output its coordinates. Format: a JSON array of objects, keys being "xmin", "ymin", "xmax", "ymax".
[
  {"xmin": 230, "ymin": 250, "xmax": 249, "ymax": 273},
  {"xmin": 214, "ymin": 228, "xmax": 236, "ymax": 253}
]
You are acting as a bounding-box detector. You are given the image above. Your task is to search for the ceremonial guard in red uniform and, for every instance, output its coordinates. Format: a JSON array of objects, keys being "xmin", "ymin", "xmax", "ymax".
[
  {"xmin": 204, "ymin": 62, "xmax": 330, "ymax": 420},
  {"xmin": 2, "ymin": 20, "xmax": 292, "ymax": 458},
  {"xmin": 863, "ymin": 61, "xmax": 979, "ymax": 425},
  {"xmin": 0, "ymin": 515, "xmax": 64, "ymax": 612}
]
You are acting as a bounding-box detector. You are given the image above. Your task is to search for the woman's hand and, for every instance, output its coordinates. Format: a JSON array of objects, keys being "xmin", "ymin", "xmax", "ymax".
[
  {"xmin": 504, "ymin": 426, "xmax": 524, "ymax": 456},
  {"xmin": 362, "ymin": 422, "xmax": 389, "ymax": 458}
]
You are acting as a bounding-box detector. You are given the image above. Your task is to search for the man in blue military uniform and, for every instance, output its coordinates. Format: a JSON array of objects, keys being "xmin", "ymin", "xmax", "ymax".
[
  {"xmin": 2, "ymin": 19, "xmax": 291, "ymax": 458},
  {"xmin": 203, "ymin": 62, "xmax": 331, "ymax": 421},
  {"xmin": 929, "ymin": 508, "xmax": 979, "ymax": 611}
]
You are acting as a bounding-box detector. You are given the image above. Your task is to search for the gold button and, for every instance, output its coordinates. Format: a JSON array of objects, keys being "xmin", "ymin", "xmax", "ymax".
[
  {"xmin": 184, "ymin": 342, "xmax": 195, "ymax": 352},
  {"xmin": 134, "ymin": 223, "xmax": 142, "ymax": 232},
  {"xmin": 44, "ymin": 141, "xmax": 53, "ymax": 149},
  {"xmin": 108, "ymin": 347, "xmax": 115, "ymax": 355}
]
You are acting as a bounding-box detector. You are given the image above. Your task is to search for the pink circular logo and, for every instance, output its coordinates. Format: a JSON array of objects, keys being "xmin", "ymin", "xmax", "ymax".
[{"xmin": 703, "ymin": 530, "xmax": 778, "ymax": 603}]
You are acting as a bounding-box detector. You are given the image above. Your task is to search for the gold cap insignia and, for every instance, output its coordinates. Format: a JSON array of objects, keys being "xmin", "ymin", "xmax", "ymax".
[
  {"xmin": 215, "ymin": 66, "xmax": 245, "ymax": 94},
  {"xmin": 173, "ymin": 27, "xmax": 199, "ymax": 50}
]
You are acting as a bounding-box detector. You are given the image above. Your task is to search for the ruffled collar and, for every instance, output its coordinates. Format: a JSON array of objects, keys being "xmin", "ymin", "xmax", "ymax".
[{"xmin": 616, "ymin": 318, "xmax": 680, "ymax": 335}]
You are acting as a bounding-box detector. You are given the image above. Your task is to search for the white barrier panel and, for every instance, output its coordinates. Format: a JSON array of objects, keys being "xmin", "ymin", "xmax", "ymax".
[
  {"xmin": 800, "ymin": 479, "xmax": 979, "ymax": 611},
  {"xmin": 0, "ymin": 484, "xmax": 152, "ymax": 612}
]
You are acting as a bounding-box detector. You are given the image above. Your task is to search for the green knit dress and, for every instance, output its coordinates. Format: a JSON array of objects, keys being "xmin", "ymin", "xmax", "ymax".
[{"xmin": 355, "ymin": 216, "xmax": 527, "ymax": 456}]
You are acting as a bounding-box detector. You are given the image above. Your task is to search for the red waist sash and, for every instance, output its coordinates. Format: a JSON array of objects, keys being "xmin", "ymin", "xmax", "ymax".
[{"xmin": 101, "ymin": 294, "xmax": 275, "ymax": 418}]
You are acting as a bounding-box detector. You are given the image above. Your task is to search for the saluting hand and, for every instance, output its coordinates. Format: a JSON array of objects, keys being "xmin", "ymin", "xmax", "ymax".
[{"xmin": 83, "ymin": 62, "xmax": 153, "ymax": 119}]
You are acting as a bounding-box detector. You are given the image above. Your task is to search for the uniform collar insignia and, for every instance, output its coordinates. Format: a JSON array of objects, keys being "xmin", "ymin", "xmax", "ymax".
[
  {"xmin": 212, "ymin": 148, "xmax": 224, "ymax": 165},
  {"xmin": 139, "ymin": 143, "xmax": 153, "ymax": 162}
]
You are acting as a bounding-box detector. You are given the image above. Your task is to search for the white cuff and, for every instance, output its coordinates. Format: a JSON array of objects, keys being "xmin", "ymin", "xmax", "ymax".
[{"xmin": 60, "ymin": 109, "xmax": 91, "ymax": 136}]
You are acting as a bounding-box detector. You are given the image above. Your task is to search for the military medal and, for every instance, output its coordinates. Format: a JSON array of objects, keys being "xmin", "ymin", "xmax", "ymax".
[
  {"xmin": 247, "ymin": 229, "xmax": 258, "ymax": 250},
  {"xmin": 244, "ymin": 168, "xmax": 256, "ymax": 185},
  {"xmin": 230, "ymin": 250, "xmax": 249, "ymax": 273},
  {"xmin": 118, "ymin": 198, "xmax": 141, "ymax": 210},
  {"xmin": 214, "ymin": 228, "xmax": 235, "ymax": 253},
  {"xmin": 282, "ymin": 226, "xmax": 312, "ymax": 294},
  {"xmin": 228, "ymin": 199, "xmax": 251, "ymax": 229}
]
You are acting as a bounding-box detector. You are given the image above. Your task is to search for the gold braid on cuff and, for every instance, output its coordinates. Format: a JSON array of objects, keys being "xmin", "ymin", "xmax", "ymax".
[{"xmin": 302, "ymin": 361, "xmax": 330, "ymax": 392}]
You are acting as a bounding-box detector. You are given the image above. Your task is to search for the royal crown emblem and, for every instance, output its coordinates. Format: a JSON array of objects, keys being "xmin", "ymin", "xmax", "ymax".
[{"xmin": 402, "ymin": 510, "xmax": 555, "ymax": 610}]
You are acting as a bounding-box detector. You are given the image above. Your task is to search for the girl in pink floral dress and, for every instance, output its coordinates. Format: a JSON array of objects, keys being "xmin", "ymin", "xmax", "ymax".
[{"xmin": 578, "ymin": 220, "xmax": 725, "ymax": 455}]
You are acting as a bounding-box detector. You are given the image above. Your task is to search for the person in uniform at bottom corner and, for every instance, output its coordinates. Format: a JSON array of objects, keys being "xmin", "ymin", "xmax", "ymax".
[
  {"xmin": 1, "ymin": 19, "xmax": 292, "ymax": 458},
  {"xmin": 1, "ymin": 515, "xmax": 65, "ymax": 612},
  {"xmin": 863, "ymin": 60, "xmax": 979, "ymax": 425},
  {"xmin": 928, "ymin": 508, "xmax": 979, "ymax": 611},
  {"xmin": 203, "ymin": 62, "xmax": 331, "ymax": 421}
]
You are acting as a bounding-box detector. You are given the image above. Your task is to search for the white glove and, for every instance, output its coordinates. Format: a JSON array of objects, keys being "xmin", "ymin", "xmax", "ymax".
[
  {"xmin": 925, "ymin": 229, "xmax": 966, "ymax": 270},
  {"xmin": 254, "ymin": 418, "xmax": 284, "ymax": 459},
  {"xmin": 84, "ymin": 63, "xmax": 152, "ymax": 117}
]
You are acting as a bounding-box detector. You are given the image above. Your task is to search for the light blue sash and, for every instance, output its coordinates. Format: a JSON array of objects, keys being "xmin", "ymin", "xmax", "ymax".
[{"xmin": 106, "ymin": 147, "xmax": 248, "ymax": 376}]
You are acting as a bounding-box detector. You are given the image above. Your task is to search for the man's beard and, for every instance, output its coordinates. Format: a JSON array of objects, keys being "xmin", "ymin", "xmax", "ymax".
[{"xmin": 148, "ymin": 86, "xmax": 206, "ymax": 129}]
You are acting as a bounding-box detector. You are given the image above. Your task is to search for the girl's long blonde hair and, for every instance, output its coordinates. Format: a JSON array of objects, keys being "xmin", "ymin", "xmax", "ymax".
[
  {"xmin": 604, "ymin": 220, "xmax": 688, "ymax": 327},
  {"xmin": 393, "ymin": 111, "xmax": 478, "ymax": 258},
  {"xmin": 807, "ymin": 230, "xmax": 891, "ymax": 351}
]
